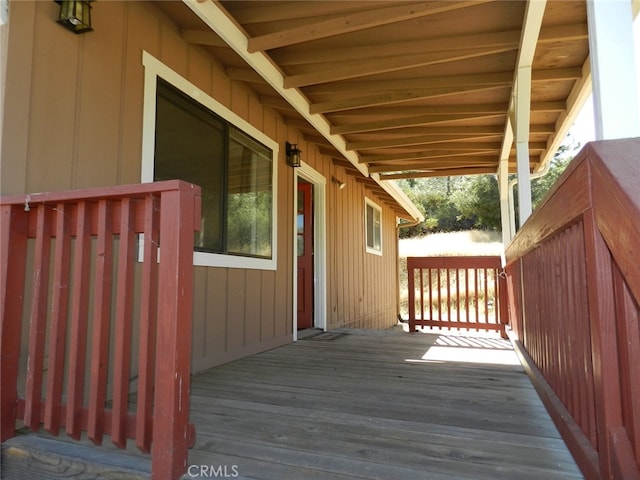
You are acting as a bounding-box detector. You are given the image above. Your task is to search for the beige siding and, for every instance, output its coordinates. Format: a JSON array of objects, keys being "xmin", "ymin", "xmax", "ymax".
[{"xmin": 2, "ymin": 1, "xmax": 402, "ymax": 372}]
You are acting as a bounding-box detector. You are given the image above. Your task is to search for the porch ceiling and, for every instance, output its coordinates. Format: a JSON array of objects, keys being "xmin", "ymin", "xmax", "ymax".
[{"xmin": 166, "ymin": 0, "xmax": 592, "ymax": 183}]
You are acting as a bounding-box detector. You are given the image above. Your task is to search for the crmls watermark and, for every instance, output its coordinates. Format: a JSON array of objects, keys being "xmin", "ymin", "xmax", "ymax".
[{"xmin": 187, "ymin": 464, "xmax": 240, "ymax": 478}]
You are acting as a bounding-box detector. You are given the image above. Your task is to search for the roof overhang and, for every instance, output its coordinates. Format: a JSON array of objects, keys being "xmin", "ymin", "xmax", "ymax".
[{"xmin": 169, "ymin": 0, "xmax": 621, "ymax": 221}]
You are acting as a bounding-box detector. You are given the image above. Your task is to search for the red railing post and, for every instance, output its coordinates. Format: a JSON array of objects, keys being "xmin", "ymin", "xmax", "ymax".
[
  {"xmin": 151, "ymin": 182, "xmax": 199, "ymax": 480},
  {"xmin": 408, "ymin": 259, "xmax": 416, "ymax": 332},
  {"xmin": 583, "ymin": 210, "xmax": 623, "ymax": 480},
  {"xmin": 0, "ymin": 205, "xmax": 28, "ymax": 441}
]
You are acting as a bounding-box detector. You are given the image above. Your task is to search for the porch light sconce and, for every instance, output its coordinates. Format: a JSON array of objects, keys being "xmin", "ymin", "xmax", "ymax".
[
  {"xmin": 332, "ymin": 176, "xmax": 346, "ymax": 189},
  {"xmin": 286, "ymin": 142, "xmax": 302, "ymax": 168},
  {"xmin": 55, "ymin": 0, "xmax": 93, "ymax": 34}
]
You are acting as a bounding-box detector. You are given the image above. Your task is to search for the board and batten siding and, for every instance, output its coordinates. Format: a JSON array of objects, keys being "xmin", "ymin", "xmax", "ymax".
[{"xmin": 2, "ymin": 0, "xmax": 401, "ymax": 373}]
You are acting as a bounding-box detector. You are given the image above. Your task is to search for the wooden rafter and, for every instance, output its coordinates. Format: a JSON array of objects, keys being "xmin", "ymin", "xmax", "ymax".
[
  {"xmin": 271, "ymin": 23, "xmax": 586, "ymax": 66},
  {"xmin": 304, "ymin": 68, "xmax": 580, "ymax": 95},
  {"xmin": 285, "ymin": 46, "xmax": 517, "ymax": 88},
  {"xmin": 330, "ymin": 110, "xmax": 505, "ymax": 134},
  {"xmin": 346, "ymin": 133, "xmax": 504, "ymax": 151},
  {"xmin": 380, "ymin": 167, "xmax": 499, "ymax": 179},
  {"xmin": 361, "ymin": 150, "xmax": 499, "ymax": 163},
  {"xmin": 246, "ymin": 1, "xmax": 490, "ymax": 52}
]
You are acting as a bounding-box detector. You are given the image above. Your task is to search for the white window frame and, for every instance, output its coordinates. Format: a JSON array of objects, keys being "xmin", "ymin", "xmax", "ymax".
[
  {"xmin": 141, "ymin": 51, "xmax": 278, "ymax": 270},
  {"xmin": 365, "ymin": 197, "xmax": 383, "ymax": 256}
]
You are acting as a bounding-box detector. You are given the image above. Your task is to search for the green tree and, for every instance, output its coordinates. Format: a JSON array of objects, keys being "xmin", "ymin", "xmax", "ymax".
[{"xmin": 454, "ymin": 175, "xmax": 501, "ymax": 230}]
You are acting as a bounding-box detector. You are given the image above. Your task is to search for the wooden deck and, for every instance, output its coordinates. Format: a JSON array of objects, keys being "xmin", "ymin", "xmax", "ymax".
[
  {"xmin": 2, "ymin": 327, "xmax": 583, "ymax": 479},
  {"xmin": 186, "ymin": 327, "xmax": 582, "ymax": 480}
]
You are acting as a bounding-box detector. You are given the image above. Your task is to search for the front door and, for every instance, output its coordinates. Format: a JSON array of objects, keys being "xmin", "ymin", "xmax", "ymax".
[{"xmin": 297, "ymin": 180, "xmax": 314, "ymax": 329}]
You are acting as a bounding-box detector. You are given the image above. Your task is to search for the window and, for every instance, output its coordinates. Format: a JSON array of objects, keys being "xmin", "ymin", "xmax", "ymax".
[
  {"xmin": 142, "ymin": 53, "xmax": 278, "ymax": 270},
  {"xmin": 365, "ymin": 198, "xmax": 382, "ymax": 255}
]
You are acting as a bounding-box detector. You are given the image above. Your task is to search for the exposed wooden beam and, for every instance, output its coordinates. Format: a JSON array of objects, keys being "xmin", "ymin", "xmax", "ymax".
[
  {"xmin": 537, "ymin": 23, "xmax": 588, "ymax": 43},
  {"xmin": 314, "ymin": 85, "xmax": 508, "ymax": 115},
  {"xmin": 532, "ymin": 67, "xmax": 582, "ymax": 82},
  {"xmin": 351, "ymin": 125, "xmax": 556, "ymax": 137},
  {"xmin": 531, "ymin": 101, "xmax": 566, "ymax": 112},
  {"xmin": 369, "ymin": 159, "xmax": 497, "ymax": 173},
  {"xmin": 226, "ymin": 67, "xmax": 264, "ymax": 84},
  {"xmin": 303, "ymin": 133, "xmax": 334, "ymax": 146},
  {"xmin": 329, "ymin": 103, "xmax": 509, "ymax": 117},
  {"xmin": 272, "ymin": 23, "xmax": 586, "ymax": 66},
  {"xmin": 330, "ymin": 111, "xmax": 505, "ymax": 135},
  {"xmin": 275, "ymin": 28, "xmax": 521, "ymax": 66},
  {"xmin": 380, "ymin": 141, "xmax": 505, "ymax": 152},
  {"xmin": 346, "ymin": 134, "xmax": 504, "ymax": 151},
  {"xmin": 181, "ymin": 29, "xmax": 228, "ymax": 47},
  {"xmin": 247, "ymin": 1, "xmax": 489, "ymax": 52},
  {"xmin": 258, "ymin": 95, "xmax": 294, "ymax": 111},
  {"xmin": 305, "ymin": 72, "xmax": 514, "ymax": 95},
  {"xmin": 361, "ymin": 150, "xmax": 499, "ymax": 163},
  {"xmin": 226, "ymin": 1, "xmax": 370, "ymax": 24},
  {"xmin": 282, "ymin": 117, "xmax": 314, "ymax": 130},
  {"xmin": 332, "ymin": 158, "xmax": 360, "ymax": 171},
  {"xmin": 305, "ymin": 68, "xmax": 580, "ymax": 95},
  {"xmin": 380, "ymin": 167, "xmax": 498, "ymax": 180},
  {"xmin": 538, "ymin": 60, "xmax": 592, "ymax": 171},
  {"xmin": 285, "ymin": 46, "xmax": 516, "ymax": 88}
]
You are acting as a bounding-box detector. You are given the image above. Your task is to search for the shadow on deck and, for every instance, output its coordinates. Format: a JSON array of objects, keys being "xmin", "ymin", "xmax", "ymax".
[
  {"xmin": 185, "ymin": 326, "xmax": 581, "ymax": 479},
  {"xmin": 1, "ymin": 327, "xmax": 582, "ymax": 480}
]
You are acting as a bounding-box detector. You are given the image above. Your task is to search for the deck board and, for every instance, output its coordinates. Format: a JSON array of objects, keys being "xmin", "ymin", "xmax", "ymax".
[{"xmin": 185, "ymin": 327, "xmax": 583, "ymax": 479}]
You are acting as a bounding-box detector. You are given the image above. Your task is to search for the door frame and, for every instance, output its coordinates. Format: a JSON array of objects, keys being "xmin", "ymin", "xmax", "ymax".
[{"xmin": 293, "ymin": 163, "xmax": 327, "ymax": 340}]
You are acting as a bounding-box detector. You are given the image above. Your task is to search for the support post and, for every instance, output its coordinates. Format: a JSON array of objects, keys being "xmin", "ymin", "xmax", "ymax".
[
  {"xmin": 515, "ymin": 66, "xmax": 533, "ymax": 227},
  {"xmin": 498, "ymin": 118, "xmax": 514, "ymax": 246},
  {"xmin": 587, "ymin": 0, "xmax": 640, "ymax": 140}
]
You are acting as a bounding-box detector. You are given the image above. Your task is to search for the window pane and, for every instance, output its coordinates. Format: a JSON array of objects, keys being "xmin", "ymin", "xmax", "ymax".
[
  {"xmin": 366, "ymin": 202, "xmax": 382, "ymax": 252},
  {"xmin": 366, "ymin": 205, "xmax": 375, "ymax": 249},
  {"xmin": 373, "ymin": 208, "xmax": 381, "ymax": 250},
  {"xmin": 225, "ymin": 127, "xmax": 273, "ymax": 258},
  {"xmin": 154, "ymin": 80, "xmax": 225, "ymax": 252}
]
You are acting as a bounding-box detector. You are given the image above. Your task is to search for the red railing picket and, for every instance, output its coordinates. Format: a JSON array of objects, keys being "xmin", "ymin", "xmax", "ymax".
[
  {"xmin": 44, "ymin": 203, "xmax": 72, "ymax": 436},
  {"xmin": 24, "ymin": 204, "xmax": 52, "ymax": 431},
  {"xmin": 65, "ymin": 201, "xmax": 91, "ymax": 440}
]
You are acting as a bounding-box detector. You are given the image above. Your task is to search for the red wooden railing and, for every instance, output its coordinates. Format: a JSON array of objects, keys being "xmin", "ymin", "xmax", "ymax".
[
  {"xmin": 407, "ymin": 256, "xmax": 509, "ymax": 338},
  {"xmin": 1, "ymin": 180, "xmax": 201, "ymax": 480},
  {"xmin": 505, "ymin": 138, "xmax": 640, "ymax": 480}
]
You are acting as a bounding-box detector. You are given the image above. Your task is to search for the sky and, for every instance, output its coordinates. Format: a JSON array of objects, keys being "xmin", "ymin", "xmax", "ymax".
[{"xmin": 567, "ymin": 12, "xmax": 640, "ymax": 148}]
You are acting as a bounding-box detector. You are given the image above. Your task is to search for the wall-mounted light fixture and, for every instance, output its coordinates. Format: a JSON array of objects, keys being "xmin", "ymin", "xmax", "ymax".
[
  {"xmin": 332, "ymin": 176, "xmax": 346, "ymax": 189},
  {"xmin": 55, "ymin": 0, "xmax": 93, "ymax": 34},
  {"xmin": 286, "ymin": 142, "xmax": 302, "ymax": 168}
]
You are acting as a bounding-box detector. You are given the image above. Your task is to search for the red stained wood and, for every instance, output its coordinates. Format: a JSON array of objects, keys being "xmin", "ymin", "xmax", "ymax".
[
  {"xmin": 505, "ymin": 138, "xmax": 640, "ymax": 479},
  {"xmin": 24, "ymin": 204, "xmax": 52, "ymax": 431},
  {"xmin": 65, "ymin": 201, "xmax": 92, "ymax": 440},
  {"xmin": 111, "ymin": 198, "xmax": 136, "ymax": 449},
  {"xmin": 1, "ymin": 180, "xmax": 200, "ymax": 480},
  {"xmin": 136, "ymin": 195, "xmax": 160, "ymax": 453},
  {"xmin": 407, "ymin": 256, "xmax": 506, "ymax": 337},
  {"xmin": 151, "ymin": 186, "xmax": 198, "ymax": 480},
  {"xmin": 44, "ymin": 203, "xmax": 72, "ymax": 436},
  {"xmin": 0, "ymin": 205, "xmax": 28, "ymax": 441},
  {"xmin": 87, "ymin": 199, "xmax": 113, "ymax": 446}
]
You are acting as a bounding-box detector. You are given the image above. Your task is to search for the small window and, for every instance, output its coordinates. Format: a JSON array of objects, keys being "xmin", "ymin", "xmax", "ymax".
[{"xmin": 365, "ymin": 198, "xmax": 382, "ymax": 255}]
